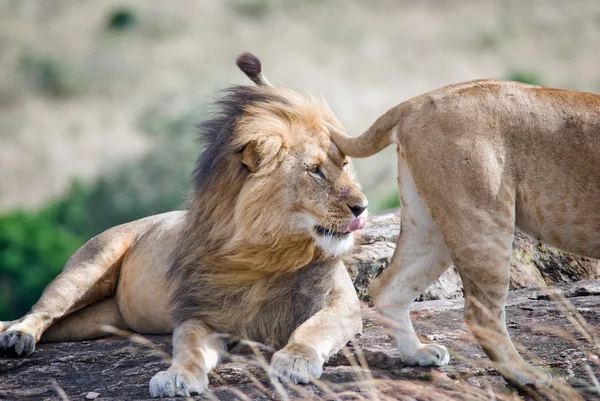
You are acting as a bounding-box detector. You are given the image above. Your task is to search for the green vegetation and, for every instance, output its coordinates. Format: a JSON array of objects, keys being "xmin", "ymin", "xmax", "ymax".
[
  {"xmin": 506, "ymin": 70, "xmax": 544, "ymax": 86},
  {"xmin": 105, "ymin": 7, "xmax": 137, "ymax": 31},
  {"xmin": 0, "ymin": 211, "xmax": 84, "ymax": 319},
  {"xmin": 19, "ymin": 54, "xmax": 83, "ymax": 98},
  {"xmin": 229, "ymin": 0, "xmax": 272, "ymax": 18},
  {"xmin": 377, "ymin": 190, "xmax": 401, "ymax": 211}
]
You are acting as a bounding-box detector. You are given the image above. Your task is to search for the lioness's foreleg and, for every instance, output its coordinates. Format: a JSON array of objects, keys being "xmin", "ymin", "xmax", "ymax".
[
  {"xmin": 370, "ymin": 162, "xmax": 453, "ymax": 366},
  {"xmin": 270, "ymin": 263, "xmax": 362, "ymax": 384},
  {"xmin": 149, "ymin": 319, "xmax": 226, "ymax": 398},
  {"xmin": 0, "ymin": 229, "xmax": 132, "ymax": 357}
]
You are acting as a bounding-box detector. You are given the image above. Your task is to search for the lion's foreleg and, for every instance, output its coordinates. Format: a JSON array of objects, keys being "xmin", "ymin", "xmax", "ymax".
[
  {"xmin": 270, "ymin": 264, "xmax": 362, "ymax": 384},
  {"xmin": 149, "ymin": 319, "xmax": 226, "ymax": 398}
]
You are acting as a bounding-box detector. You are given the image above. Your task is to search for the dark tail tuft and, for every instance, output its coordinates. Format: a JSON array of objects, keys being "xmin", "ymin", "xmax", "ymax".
[{"xmin": 236, "ymin": 52, "xmax": 262, "ymax": 81}]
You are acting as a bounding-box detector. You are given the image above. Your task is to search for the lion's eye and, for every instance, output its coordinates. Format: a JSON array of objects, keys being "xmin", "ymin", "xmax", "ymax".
[
  {"xmin": 309, "ymin": 165, "xmax": 326, "ymax": 180},
  {"xmin": 343, "ymin": 160, "xmax": 349, "ymax": 170}
]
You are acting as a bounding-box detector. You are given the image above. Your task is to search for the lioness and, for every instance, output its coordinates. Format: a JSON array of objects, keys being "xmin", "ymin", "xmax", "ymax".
[
  {"xmin": 0, "ymin": 53, "xmax": 368, "ymax": 398},
  {"xmin": 327, "ymin": 80, "xmax": 600, "ymax": 387}
]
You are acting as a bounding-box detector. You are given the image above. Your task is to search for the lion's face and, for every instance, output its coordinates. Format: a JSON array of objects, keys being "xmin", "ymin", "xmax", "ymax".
[
  {"xmin": 284, "ymin": 128, "xmax": 368, "ymax": 257},
  {"xmin": 234, "ymin": 103, "xmax": 368, "ymax": 258}
]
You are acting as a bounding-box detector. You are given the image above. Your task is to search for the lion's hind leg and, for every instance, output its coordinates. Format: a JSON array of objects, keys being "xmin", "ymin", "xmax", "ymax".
[
  {"xmin": 0, "ymin": 228, "xmax": 134, "ymax": 357},
  {"xmin": 40, "ymin": 297, "xmax": 127, "ymax": 343}
]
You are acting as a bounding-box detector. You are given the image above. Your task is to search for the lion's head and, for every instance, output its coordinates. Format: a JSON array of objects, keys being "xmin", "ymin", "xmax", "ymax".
[
  {"xmin": 176, "ymin": 61, "xmax": 367, "ymax": 284},
  {"xmin": 195, "ymin": 85, "xmax": 367, "ymax": 259}
]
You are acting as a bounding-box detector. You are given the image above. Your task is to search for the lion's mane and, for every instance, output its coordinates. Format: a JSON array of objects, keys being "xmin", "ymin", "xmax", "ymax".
[{"xmin": 168, "ymin": 85, "xmax": 343, "ymax": 347}]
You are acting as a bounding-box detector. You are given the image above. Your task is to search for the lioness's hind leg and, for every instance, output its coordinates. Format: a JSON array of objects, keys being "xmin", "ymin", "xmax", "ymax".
[
  {"xmin": 370, "ymin": 162, "xmax": 453, "ymax": 367},
  {"xmin": 0, "ymin": 228, "xmax": 132, "ymax": 357},
  {"xmin": 432, "ymin": 195, "xmax": 552, "ymax": 387},
  {"xmin": 41, "ymin": 298, "xmax": 127, "ymax": 343},
  {"xmin": 452, "ymin": 233, "xmax": 551, "ymax": 387}
]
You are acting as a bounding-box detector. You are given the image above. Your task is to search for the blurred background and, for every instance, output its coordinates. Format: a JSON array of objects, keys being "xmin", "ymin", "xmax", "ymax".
[{"xmin": 1, "ymin": 0, "xmax": 599, "ymax": 320}]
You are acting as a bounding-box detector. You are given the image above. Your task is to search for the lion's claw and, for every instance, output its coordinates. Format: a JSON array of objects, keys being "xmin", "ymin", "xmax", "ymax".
[
  {"xmin": 270, "ymin": 345, "xmax": 323, "ymax": 384},
  {"xmin": 0, "ymin": 330, "xmax": 35, "ymax": 357},
  {"xmin": 149, "ymin": 369, "xmax": 208, "ymax": 398}
]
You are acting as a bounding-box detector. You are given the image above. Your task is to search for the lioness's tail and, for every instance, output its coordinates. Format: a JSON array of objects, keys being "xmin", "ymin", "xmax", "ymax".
[{"xmin": 326, "ymin": 103, "xmax": 406, "ymax": 158}]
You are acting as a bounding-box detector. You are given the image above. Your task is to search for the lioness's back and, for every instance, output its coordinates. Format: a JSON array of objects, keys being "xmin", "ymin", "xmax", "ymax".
[{"xmin": 403, "ymin": 80, "xmax": 600, "ymax": 258}]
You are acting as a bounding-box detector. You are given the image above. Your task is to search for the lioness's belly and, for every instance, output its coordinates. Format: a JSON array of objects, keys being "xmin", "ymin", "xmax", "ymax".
[{"xmin": 115, "ymin": 211, "xmax": 186, "ymax": 333}]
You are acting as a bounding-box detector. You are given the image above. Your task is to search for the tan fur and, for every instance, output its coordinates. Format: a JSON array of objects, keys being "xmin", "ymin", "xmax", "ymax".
[
  {"xmin": 1, "ymin": 83, "xmax": 367, "ymax": 398},
  {"xmin": 328, "ymin": 79, "xmax": 600, "ymax": 387}
]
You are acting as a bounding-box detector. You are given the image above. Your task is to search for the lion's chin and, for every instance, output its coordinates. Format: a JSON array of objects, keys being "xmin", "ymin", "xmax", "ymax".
[{"xmin": 312, "ymin": 231, "xmax": 354, "ymax": 258}]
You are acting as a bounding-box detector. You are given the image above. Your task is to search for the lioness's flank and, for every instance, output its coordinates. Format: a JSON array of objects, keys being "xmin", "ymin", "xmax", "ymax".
[
  {"xmin": 327, "ymin": 80, "xmax": 600, "ymax": 387},
  {"xmin": 0, "ymin": 53, "xmax": 368, "ymax": 398}
]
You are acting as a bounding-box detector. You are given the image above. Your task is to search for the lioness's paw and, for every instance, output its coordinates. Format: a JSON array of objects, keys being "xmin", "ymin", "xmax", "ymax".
[
  {"xmin": 0, "ymin": 330, "xmax": 35, "ymax": 357},
  {"xmin": 270, "ymin": 344, "xmax": 324, "ymax": 384},
  {"xmin": 505, "ymin": 366, "xmax": 553, "ymax": 388},
  {"xmin": 401, "ymin": 343, "xmax": 450, "ymax": 367},
  {"xmin": 149, "ymin": 369, "xmax": 208, "ymax": 398}
]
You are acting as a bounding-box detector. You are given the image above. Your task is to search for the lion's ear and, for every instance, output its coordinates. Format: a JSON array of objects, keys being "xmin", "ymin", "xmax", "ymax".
[{"xmin": 241, "ymin": 141, "xmax": 260, "ymax": 172}]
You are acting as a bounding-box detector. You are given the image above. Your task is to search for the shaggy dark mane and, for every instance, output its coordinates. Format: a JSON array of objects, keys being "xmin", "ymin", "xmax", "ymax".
[{"xmin": 192, "ymin": 85, "xmax": 287, "ymax": 191}]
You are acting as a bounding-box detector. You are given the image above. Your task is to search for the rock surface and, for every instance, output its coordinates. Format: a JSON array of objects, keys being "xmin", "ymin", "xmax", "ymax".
[
  {"xmin": 1, "ymin": 280, "xmax": 599, "ymax": 400},
  {"xmin": 345, "ymin": 214, "xmax": 600, "ymax": 301}
]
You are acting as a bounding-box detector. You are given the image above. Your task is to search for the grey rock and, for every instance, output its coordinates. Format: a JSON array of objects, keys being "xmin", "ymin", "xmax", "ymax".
[
  {"xmin": 345, "ymin": 213, "xmax": 600, "ymax": 302},
  {"xmin": 1, "ymin": 280, "xmax": 599, "ymax": 400}
]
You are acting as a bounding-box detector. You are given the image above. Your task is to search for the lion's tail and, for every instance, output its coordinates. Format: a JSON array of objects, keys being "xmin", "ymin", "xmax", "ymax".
[{"xmin": 326, "ymin": 102, "xmax": 408, "ymax": 158}]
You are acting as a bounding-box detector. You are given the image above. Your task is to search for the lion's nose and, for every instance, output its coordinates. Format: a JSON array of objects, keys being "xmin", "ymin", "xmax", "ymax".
[{"xmin": 348, "ymin": 203, "xmax": 367, "ymax": 217}]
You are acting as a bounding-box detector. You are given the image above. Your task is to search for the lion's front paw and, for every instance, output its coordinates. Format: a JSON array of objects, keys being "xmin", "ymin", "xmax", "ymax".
[
  {"xmin": 0, "ymin": 330, "xmax": 35, "ymax": 358},
  {"xmin": 401, "ymin": 343, "xmax": 450, "ymax": 367},
  {"xmin": 149, "ymin": 368, "xmax": 208, "ymax": 398},
  {"xmin": 270, "ymin": 344, "xmax": 324, "ymax": 384}
]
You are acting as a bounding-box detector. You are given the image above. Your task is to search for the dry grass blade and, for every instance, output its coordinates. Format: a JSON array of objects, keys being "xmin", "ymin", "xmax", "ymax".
[
  {"xmin": 584, "ymin": 364, "xmax": 600, "ymax": 395},
  {"xmin": 540, "ymin": 288, "xmax": 597, "ymax": 345},
  {"xmin": 50, "ymin": 379, "xmax": 70, "ymax": 401},
  {"xmin": 244, "ymin": 340, "xmax": 290, "ymax": 401},
  {"xmin": 99, "ymin": 324, "xmax": 172, "ymax": 361},
  {"xmin": 349, "ymin": 339, "xmax": 380, "ymax": 401}
]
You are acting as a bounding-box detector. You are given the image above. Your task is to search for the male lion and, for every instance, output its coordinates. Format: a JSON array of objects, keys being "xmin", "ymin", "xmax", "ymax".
[
  {"xmin": 327, "ymin": 80, "xmax": 600, "ymax": 387},
  {"xmin": 0, "ymin": 53, "xmax": 368, "ymax": 398}
]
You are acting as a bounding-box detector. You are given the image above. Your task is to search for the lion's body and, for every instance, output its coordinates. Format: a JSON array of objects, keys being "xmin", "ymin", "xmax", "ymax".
[
  {"xmin": 329, "ymin": 79, "xmax": 600, "ymax": 386},
  {"xmin": 109, "ymin": 211, "xmax": 183, "ymax": 334},
  {"xmin": 1, "ymin": 77, "xmax": 368, "ymax": 398}
]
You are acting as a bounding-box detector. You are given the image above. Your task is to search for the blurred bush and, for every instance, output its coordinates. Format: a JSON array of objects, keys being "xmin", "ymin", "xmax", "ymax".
[
  {"xmin": 105, "ymin": 7, "xmax": 137, "ymax": 32},
  {"xmin": 378, "ymin": 190, "xmax": 401, "ymax": 211},
  {"xmin": 45, "ymin": 150, "xmax": 192, "ymax": 240},
  {"xmin": 228, "ymin": 0, "xmax": 272, "ymax": 18},
  {"xmin": 507, "ymin": 70, "xmax": 544, "ymax": 86},
  {"xmin": 0, "ymin": 211, "xmax": 84, "ymax": 320},
  {"xmin": 19, "ymin": 54, "xmax": 84, "ymax": 98}
]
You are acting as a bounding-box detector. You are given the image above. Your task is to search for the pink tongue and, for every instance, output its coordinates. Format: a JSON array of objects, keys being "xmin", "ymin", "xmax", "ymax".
[{"xmin": 345, "ymin": 216, "xmax": 366, "ymax": 233}]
